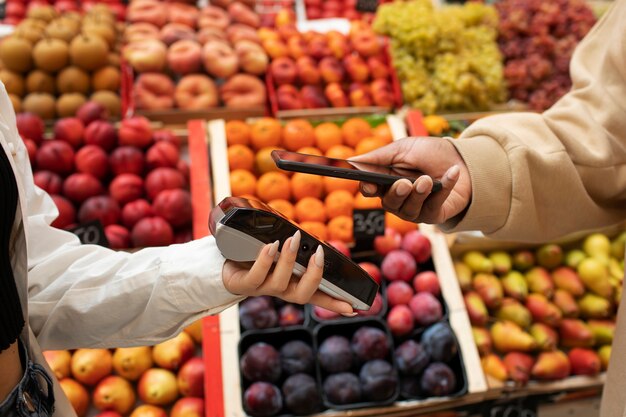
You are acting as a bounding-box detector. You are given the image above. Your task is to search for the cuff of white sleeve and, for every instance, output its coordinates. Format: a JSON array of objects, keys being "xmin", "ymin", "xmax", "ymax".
[
  {"xmin": 439, "ymin": 136, "xmax": 512, "ymax": 234},
  {"xmin": 160, "ymin": 236, "xmax": 246, "ymax": 316}
]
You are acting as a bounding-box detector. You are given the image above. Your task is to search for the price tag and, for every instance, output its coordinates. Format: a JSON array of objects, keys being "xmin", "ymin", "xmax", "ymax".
[
  {"xmin": 356, "ymin": 0, "xmax": 379, "ymax": 13},
  {"xmin": 353, "ymin": 209, "xmax": 385, "ymax": 241},
  {"xmin": 69, "ymin": 220, "xmax": 109, "ymax": 247}
]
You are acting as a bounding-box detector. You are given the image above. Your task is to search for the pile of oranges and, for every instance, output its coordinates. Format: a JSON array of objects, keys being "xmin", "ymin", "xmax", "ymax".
[{"xmin": 226, "ymin": 117, "xmax": 417, "ymax": 242}]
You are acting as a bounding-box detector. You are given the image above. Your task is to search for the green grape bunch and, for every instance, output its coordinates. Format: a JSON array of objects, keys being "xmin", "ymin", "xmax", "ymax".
[{"xmin": 373, "ymin": 0, "xmax": 507, "ymax": 114}]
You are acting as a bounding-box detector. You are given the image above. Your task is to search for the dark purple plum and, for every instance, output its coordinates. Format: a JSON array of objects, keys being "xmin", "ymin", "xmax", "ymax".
[
  {"xmin": 420, "ymin": 362, "xmax": 457, "ymax": 396},
  {"xmin": 359, "ymin": 359, "xmax": 398, "ymax": 402},
  {"xmin": 323, "ymin": 372, "xmax": 362, "ymax": 405},
  {"xmin": 395, "ymin": 340, "xmax": 430, "ymax": 376},
  {"xmin": 243, "ymin": 381, "xmax": 283, "ymax": 417},
  {"xmin": 351, "ymin": 326, "xmax": 389, "ymax": 362},
  {"xmin": 400, "ymin": 376, "xmax": 423, "ymax": 398},
  {"xmin": 278, "ymin": 304, "xmax": 305, "ymax": 327},
  {"xmin": 240, "ymin": 296, "xmax": 278, "ymax": 331},
  {"xmin": 281, "ymin": 373, "xmax": 322, "ymax": 415},
  {"xmin": 279, "ymin": 340, "xmax": 314, "ymax": 376},
  {"xmin": 240, "ymin": 342, "xmax": 281, "ymax": 382},
  {"xmin": 421, "ymin": 323, "xmax": 458, "ymax": 362},
  {"xmin": 318, "ymin": 335, "xmax": 353, "ymax": 374}
]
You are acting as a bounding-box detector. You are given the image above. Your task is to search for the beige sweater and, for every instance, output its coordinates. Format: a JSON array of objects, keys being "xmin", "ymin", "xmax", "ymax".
[{"xmin": 447, "ymin": 1, "xmax": 626, "ymax": 415}]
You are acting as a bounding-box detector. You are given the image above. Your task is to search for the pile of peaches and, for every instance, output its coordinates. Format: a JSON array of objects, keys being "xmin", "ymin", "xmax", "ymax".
[
  {"xmin": 225, "ymin": 116, "xmax": 417, "ymax": 244},
  {"xmin": 262, "ymin": 19, "xmax": 399, "ymax": 112},
  {"xmin": 0, "ymin": 4, "xmax": 123, "ymax": 119},
  {"xmin": 43, "ymin": 321, "xmax": 205, "ymax": 417},
  {"xmin": 18, "ymin": 103, "xmax": 193, "ymax": 249},
  {"xmin": 123, "ymin": 0, "xmax": 268, "ymax": 111},
  {"xmin": 3, "ymin": 0, "xmax": 126, "ymax": 25}
]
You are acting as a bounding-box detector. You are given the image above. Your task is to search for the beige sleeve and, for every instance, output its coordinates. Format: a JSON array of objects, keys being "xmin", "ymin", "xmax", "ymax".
[{"xmin": 441, "ymin": 0, "xmax": 626, "ymax": 242}]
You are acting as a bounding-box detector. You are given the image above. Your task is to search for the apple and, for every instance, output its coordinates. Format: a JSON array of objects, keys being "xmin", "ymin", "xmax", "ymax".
[
  {"xmin": 276, "ymin": 84, "xmax": 304, "ymax": 110},
  {"xmin": 131, "ymin": 216, "xmax": 174, "ymax": 247},
  {"xmin": 93, "ymin": 376, "xmax": 136, "ymax": 415},
  {"xmin": 270, "ymin": 56, "xmax": 296, "ymax": 85},
  {"xmin": 137, "ymin": 368, "xmax": 179, "ymax": 406},
  {"xmin": 171, "ymin": 397, "xmax": 204, "ymax": 417},
  {"xmin": 152, "ymin": 331, "xmax": 195, "ymax": 371},
  {"xmin": 105, "ymin": 224, "xmax": 131, "ymax": 249},
  {"xmin": 42, "ymin": 350, "xmax": 72, "ymax": 380},
  {"xmin": 76, "ymin": 101, "xmax": 108, "ymax": 126},
  {"xmin": 70, "ymin": 349, "xmax": 113, "ymax": 386},
  {"xmin": 176, "ymin": 356, "xmax": 204, "ymax": 397}
]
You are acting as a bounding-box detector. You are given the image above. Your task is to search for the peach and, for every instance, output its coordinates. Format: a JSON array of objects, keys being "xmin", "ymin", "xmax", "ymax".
[
  {"xmin": 124, "ymin": 22, "xmax": 160, "ymax": 43},
  {"xmin": 307, "ymin": 35, "xmax": 330, "ymax": 60},
  {"xmin": 262, "ymin": 38, "xmax": 288, "ymax": 59},
  {"xmin": 177, "ymin": 160, "xmax": 190, "ymax": 182},
  {"xmin": 93, "ymin": 376, "xmax": 136, "ymax": 415},
  {"xmin": 300, "ymin": 85, "xmax": 329, "ymax": 109},
  {"xmin": 167, "ymin": 39, "xmax": 202, "ymax": 75},
  {"xmin": 349, "ymin": 82, "xmax": 373, "ymax": 107},
  {"xmin": 319, "ymin": 56, "xmax": 345, "ymax": 83},
  {"xmin": 132, "ymin": 217, "xmax": 174, "ymax": 247},
  {"xmin": 75, "ymin": 145, "xmax": 109, "ymax": 179},
  {"xmin": 227, "ymin": 24, "xmax": 261, "ymax": 45},
  {"xmin": 198, "ymin": 5, "xmax": 230, "ymax": 30},
  {"xmin": 367, "ymin": 56, "xmax": 390, "ymax": 80},
  {"xmin": 76, "ymin": 101, "xmax": 108, "ymax": 126},
  {"xmin": 70, "ymin": 348, "xmax": 112, "ymax": 386},
  {"xmin": 16, "ymin": 112, "xmax": 44, "ymax": 144},
  {"xmin": 42, "ymin": 350, "xmax": 72, "ymax": 380},
  {"xmin": 145, "ymin": 167, "xmax": 186, "ymax": 200},
  {"xmin": 127, "ymin": 0, "xmax": 167, "ymax": 27},
  {"xmin": 401, "ymin": 230, "xmax": 431, "ymax": 263},
  {"xmin": 154, "ymin": 129, "xmax": 181, "ymax": 149},
  {"xmin": 371, "ymin": 78, "xmax": 395, "ymax": 108},
  {"xmin": 105, "ymin": 224, "xmax": 131, "ymax": 249},
  {"xmin": 129, "ymin": 405, "xmax": 168, "ymax": 417},
  {"xmin": 146, "ymin": 141, "xmax": 180, "ymax": 169},
  {"xmin": 134, "ymin": 73, "xmax": 176, "ymax": 111},
  {"xmin": 159, "ymin": 23, "xmax": 196, "ymax": 46},
  {"xmin": 176, "ymin": 357, "xmax": 204, "ymax": 398},
  {"xmin": 270, "ymin": 56, "xmax": 297, "ymax": 85},
  {"xmin": 324, "ymin": 83, "xmax": 349, "ymax": 108},
  {"xmin": 124, "ymin": 39, "xmax": 168, "ymax": 73},
  {"xmin": 328, "ymin": 36, "xmax": 350, "ymax": 60},
  {"xmin": 78, "ymin": 195, "xmax": 121, "ymax": 226},
  {"xmin": 175, "ymin": 74, "xmax": 219, "ymax": 110},
  {"xmin": 202, "ymin": 40, "xmax": 239, "ymax": 79},
  {"xmin": 235, "ymin": 40, "xmax": 269, "ymax": 75},
  {"xmin": 122, "ymin": 199, "xmax": 154, "ymax": 229},
  {"xmin": 350, "ymin": 30, "xmax": 381, "ymax": 57},
  {"xmin": 110, "ymin": 146, "xmax": 145, "ymax": 176},
  {"xmin": 386, "ymin": 280, "xmax": 414, "ymax": 307},
  {"xmin": 258, "ymin": 27, "xmax": 280, "ymax": 43},
  {"xmin": 413, "ymin": 271, "xmax": 441, "ymax": 297},
  {"xmin": 374, "ymin": 227, "xmax": 402, "ymax": 255},
  {"xmin": 344, "ymin": 54, "xmax": 370, "ymax": 82},
  {"xmin": 85, "ymin": 121, "xmax": 118, "ymax": 152},
  {"xmin": 196, "ymin": 27, "xmax": 227, "ymax": 45},
  {"xmin": 112, "ymin": 346, "xmax": 154, "ymax": 382},
  {"xmin": 168, "ymin": 3, "xmax": 198, "ymax": 28},
  {"xmin": 171, "ymin": 398, "xmax": 204, "ymax": 417},
  {"xmin": 63, "ymin": 173, "xmax": 104, "ymax": 204},
  {"xmin": 53, "ymin": 117, "xmax": 85, "ymax": 149},
  {"xmin": 110, "ymin": 173, "xmax": 145, "ymax": 205},
  {"xmin": 59, "ymin": 378, "xmax": 90, "ymax": 417},
  {"xmin": 220, "ymin": 74, "xmax": 266, "ymax": 108},
  {"xmin": 34, "ymin": 170, "xmax": 63, "ymax": 195},
  {"xmin": 276, "ymin": 84, "xmax": 304, "ymax": 110},
  {"xmin": 50, "ymin": 195, "xmax": 76, "ymax": 229},
  {"xmin": 296, "ymin": 56, "xmax": 321, "ymax": 85},
  {"xmin": 152, "ymin": 189, "xmax": 192, "ymax": 228},
  {"xmin": 36, "ymin": 140, "xmax": 75, "ymax": 175},
  {"xmin": 286, "ymin": 36, "xmax": 307, "ymax": 59},
  {"xmin": 23, "ymin": 138, "xmax": 38, "ymax": 167},
  {"xmin": 228, "ymin": 2, "xmax": 259, "ymax": 28},
  {"xmin": 152, "ymin": 332, "xmax": 195, "ymax": 371},
  {"xmin": 119, "ymin": 116, "xmax": 154, "ymax": 149}
]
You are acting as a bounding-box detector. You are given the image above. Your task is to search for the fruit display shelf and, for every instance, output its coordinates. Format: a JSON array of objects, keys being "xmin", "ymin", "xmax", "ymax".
[{"xmin": 447, "ymin": 224, "xmax": 626, "ymax": 399}]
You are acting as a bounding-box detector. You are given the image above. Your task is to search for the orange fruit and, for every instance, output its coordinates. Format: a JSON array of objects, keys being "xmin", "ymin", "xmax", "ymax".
[
  {"xmin": 354, "ymin": 192, "xmax": 382, "ymax": 209},
  {"xmin": 355, "ymin": 136, "xmax": 388, "ymax": 155},
  {"xmin": 225, "ymin": 120, "xmax": 251, "ymax": 146},
  {"xmin": 386, "ymin": 212, "xmax": 417, "ymax": 235},
  {"xmin": 268, "ymin": 199, "xmax": 295, "ymax": 220},
  {"xmin": 341, "ymin": 118, "xmax": 372, "ymax": 147},
  {"xmin": 230, "ymin": 169, "xmax": 257, "ymax": 197},
  {"xmin": 250, "ymin": 117, "xmax": 282, "ymax": 150},
  {"xmin": 325, "ymin": 190, "xmax": 354, "ymax": 218},
  {"xmin": 282, "ymin": 119, "xmax": 315, "ymax": 151},
  {"xmin": 314, "ymin": 122, "xmax": 343, "ymax": 152},
  {"xmin": 325, "ymin": 145, "xmax": 355, "ymax": 160},
  {"xmin": 323, "ymin": 176, "xmax": 359, "ymax": 194},
  {"xmin": 296, "ymin": 146, "xmax": 323, "ymax": 156},
  {"xmin": 373, "ymin": 123, "xmax": 393, "ymax": 143},
  {"xmin": 327, "ymin": 215, "xmax": 353, "ymax": 242},
  {"xmin": 291, "ymin": 172, "xmax": 324, "ymax": 200},
  {"xmin": 256, "ymin": 171, "xmax": 291, "ymax": 202},
  {"xmin": 294, "ymin": 197, "xmax": 326, "ymax": 223},
  {"xmin": 255, "ymin": 146, "xmax": 284, "ymax": 175},
  {"xmin": 227, "ymin": 144, "xmax": 255, "ymax": 171},
  {"xmin": 299, "ymin": 221, "xmax": 328, "ymax": 240}
]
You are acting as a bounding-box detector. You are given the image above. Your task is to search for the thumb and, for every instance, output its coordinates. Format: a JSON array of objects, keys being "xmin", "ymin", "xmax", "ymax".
[{"xmin": 348, "ymin": 139, "xmax": 407, "ymax": 166}]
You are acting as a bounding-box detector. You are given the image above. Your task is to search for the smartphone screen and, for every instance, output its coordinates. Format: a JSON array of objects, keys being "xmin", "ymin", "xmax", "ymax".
[{"xmin": 271, "ymin": 150, "xmax": 442, "ymax": 191}]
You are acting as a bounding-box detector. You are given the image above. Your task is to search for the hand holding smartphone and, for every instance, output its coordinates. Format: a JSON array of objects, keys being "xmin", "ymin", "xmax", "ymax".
[{"xmin": 271, "ymin": 150, "xmax": 443, "ymax": 192}]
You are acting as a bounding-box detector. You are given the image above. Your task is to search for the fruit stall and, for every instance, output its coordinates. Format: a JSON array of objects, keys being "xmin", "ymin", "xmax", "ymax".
[{"xmin": 0, "ymin": 0, "xmax": 622, "ymax": 416}]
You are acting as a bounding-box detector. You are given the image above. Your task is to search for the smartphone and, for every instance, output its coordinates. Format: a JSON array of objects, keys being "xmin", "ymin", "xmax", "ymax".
[{"xmin": 271, "ymin": 149, "xmax": 442, "ymax": 192}]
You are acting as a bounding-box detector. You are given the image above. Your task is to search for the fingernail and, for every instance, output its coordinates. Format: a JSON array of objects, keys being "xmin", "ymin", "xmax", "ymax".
[
  {"xmin": 289, "ymin": 230, "xmax": 301, "ymax": 253},
  {"xmin": 314, "ymin": 245, "xmax": 324, "ymax": 268},
  {"xmin": 447, "ymin": 165, "xmax": 460, "ymax": 181},
  {"xmin": 363, "ymin": 183, "xmax": 376, "ymax": 194},
  {"xmin": 396, "ymin": 181, "xmax": 411, "ymax": 197},
  {"xmin": 341, "ymin": 312, "xmax": 358, "ymax": 317},
  {"xmin": 267, "ymin": 240, "xmax": 279, "ymax": 257},
  {"xmin": 415, "ymin": 178, "xmax": 429, "ymax": 194}
]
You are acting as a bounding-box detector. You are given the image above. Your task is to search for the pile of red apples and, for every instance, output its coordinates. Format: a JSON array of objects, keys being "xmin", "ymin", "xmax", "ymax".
[
  {"xmin": 18, "ymin": 103, "xmax": 194, "ymax": 249},
  {"xmin": 263, "ymin": 20, "xmax": 398, "ymax": 111},
  {"xmin": 123, "ymin": 0, "xmax": 269, "ymax": 111},
  {"xmin": 303, "ymin": 0, "xmax": 375, "ymax": 21}
]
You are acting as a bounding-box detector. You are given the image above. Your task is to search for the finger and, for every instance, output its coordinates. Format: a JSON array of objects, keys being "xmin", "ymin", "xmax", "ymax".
[
  {"xmin": 309, "ymin": 290, "xmax": 354, "ymax": 315},
  {"xmin": 359, "ymin": 182, "xmax": 382, "ymax": 197},
  {"xmin": 421, "ymin": 165, "xmax": 461, "ymax": 223},
  {"xmin": 380, "ymin": 178, "xmax": 413, "ymax": 212},
  {"xmin": 287, "ymin": 244, "xmax": 325, "ymax": 304},
  {"xmin": 259, "ymin": 232, "xmax": 300, "ymax": 295},
  {"xmin": 397, "ymin": 176, "xmax": 433, "ymax": 222},
  {"xmin": 228, "ymin": 240, "xmax": 279, "ymax": 294}
]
